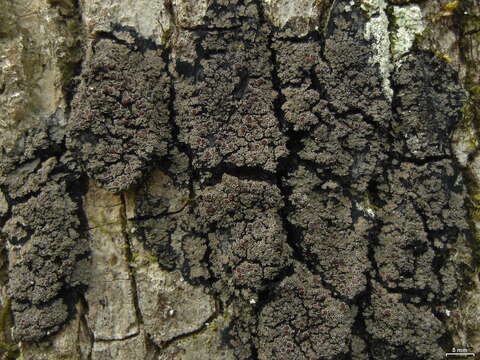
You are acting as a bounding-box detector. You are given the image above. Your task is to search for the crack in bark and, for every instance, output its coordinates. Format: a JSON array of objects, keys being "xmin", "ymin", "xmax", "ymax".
[
  {"xmin": 79, "ymin": 295, "xmax": 94, "ymax": 360},
  {"xmin": 120, "ymin": 193, "xmax": 144, "ymax": 329},
  {"xmin": 157, "ymin": 300, "xmax": 220, "ymax": 350},
  {"xmin": 93, "ymin": 332, "xmax": 140, "ymax": 343}
]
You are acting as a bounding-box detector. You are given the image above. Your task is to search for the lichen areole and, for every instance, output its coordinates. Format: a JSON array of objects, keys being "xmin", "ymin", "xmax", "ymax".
[{"xmin": 68, "ymin": 37, "xmax": 172, "ymax": 193}]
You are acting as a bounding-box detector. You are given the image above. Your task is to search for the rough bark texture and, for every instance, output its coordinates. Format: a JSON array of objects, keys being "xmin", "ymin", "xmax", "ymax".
[{"xmin": 0, "ymin": 0, "xmax": 479, "ymax": 359}]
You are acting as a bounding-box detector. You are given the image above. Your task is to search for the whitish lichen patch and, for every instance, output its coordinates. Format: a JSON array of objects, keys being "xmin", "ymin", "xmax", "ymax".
[
  {"xmin": 391, "ymin": 4, "xmax": 425, "ymax": 60},
  {"xmin": 362, "ymin": 0, "xmax": 394, "ymax": 100},
  {"xmin": 263, "ymin": 0, "xmax": 323, "ymax": 34}
]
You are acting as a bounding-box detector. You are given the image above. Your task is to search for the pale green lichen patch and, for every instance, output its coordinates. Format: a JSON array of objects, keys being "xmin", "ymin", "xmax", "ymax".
[{"xmin": 391, "ymin": 4, "xmax": 425, "ymax": 60}]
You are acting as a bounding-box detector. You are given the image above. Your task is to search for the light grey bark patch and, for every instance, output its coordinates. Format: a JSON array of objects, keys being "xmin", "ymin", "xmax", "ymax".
[
  {"xmin": 81, "ymin": 0, "xmax": 174, "ymax": 45},
  {"xmin": 83, "ymin": 182, "xmax": 139, "ymax": 341},
  {"xmin": 0, "ymin": 190, "xmax": 8, "ymax": 216},
  {"xmin": 157, "ymin": 308, "xmax": 236, "ymax": 360},
  {"xmin": 90, "ymin": 333, "xmax": 148, "ymax": 360},
  {"xmin": 135, "ymin": 266, "xmax": 216, "ymax": 345},
  {"xmin": 262, "ymin": 0, "xmax": 334, "ymax": 37},
  {"xmin": 390, "ymin": 4, "xmax": 426, "ymax": 60},
  {"xmin": 68, "ymin": 35, "xmax": 172, "ymax": 193}
]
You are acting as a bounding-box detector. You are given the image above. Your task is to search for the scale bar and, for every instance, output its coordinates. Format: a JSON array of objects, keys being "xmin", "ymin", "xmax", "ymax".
[{"xmin": 445, "ymin": 353, "xmax": 476, "ymax": 358}]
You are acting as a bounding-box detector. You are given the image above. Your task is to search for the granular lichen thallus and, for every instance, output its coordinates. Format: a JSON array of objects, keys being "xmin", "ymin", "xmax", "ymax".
[
  {"xmin": 68, "ymin": 38, "xmax": 172, "ymax": 193},
  {"xmin": 0, "ymin": 125, "xmax": 89, "ymax": 342},
  {"xmin": 0, "ymin": 0, "xmax": 471, "ymax": 358}
]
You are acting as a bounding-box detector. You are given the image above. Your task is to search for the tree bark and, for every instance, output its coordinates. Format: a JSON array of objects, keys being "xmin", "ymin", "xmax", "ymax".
[{"xmin": 0, "ymin": 0, "xmax": 479, "ymax": 359}]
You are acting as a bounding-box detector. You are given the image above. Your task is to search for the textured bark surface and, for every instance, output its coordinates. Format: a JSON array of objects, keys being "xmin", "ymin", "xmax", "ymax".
[{"xmin": 0, "ymin": 0, "xmax": 479, "ymax": 359}]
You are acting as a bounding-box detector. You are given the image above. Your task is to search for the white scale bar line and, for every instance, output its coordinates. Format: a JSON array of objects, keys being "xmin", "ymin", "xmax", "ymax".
[{"xmin": 445, "ymin": 353, "xmax": 476, "ymax": 357}]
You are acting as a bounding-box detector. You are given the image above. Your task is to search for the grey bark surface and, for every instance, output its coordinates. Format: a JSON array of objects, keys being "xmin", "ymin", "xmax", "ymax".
[{"xmin": 0, "ymin": 0, "xmax": 479, "ymax": 359}]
